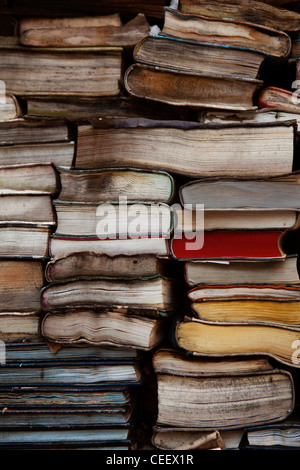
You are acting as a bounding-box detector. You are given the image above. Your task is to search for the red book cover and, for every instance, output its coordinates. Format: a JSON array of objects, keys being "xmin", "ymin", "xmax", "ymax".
[{"xmin": 171, "ymin": 230, "xmax": 285, "ymax": 260}]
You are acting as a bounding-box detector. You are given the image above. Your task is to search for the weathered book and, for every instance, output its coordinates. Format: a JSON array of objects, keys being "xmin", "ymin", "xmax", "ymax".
[
  {"xmin": 189, "ymin": 284, "xmax": 300, "ymax": 302},
  {"xmin": 133, "ymin": 35, "xmax": 265, "ymax": 79},
  {"xmin": 178, "ymin": 0, "xmax": 300, "ymax": 32},
  {"xmin": 174, "ymin": 316, "xmax": 300, "ymax": 367},
  {"xmin": 184, "ymin": 256, "xmax": 300, "ymax": 286},
  {"xmin": 174, "ymin": 206, "xmax": 300, "ymax": 231},
  {"xmin": 171, "ymin": 230, "xmax": 289, "ymax": 260},
  {"xmin": 45, "ymin": 253, "xmax": 176, "ymax": 283},
  {"xmin": 0, "ymin": 312, "xmax": 41, "ymax": 343},
  {"xmin": 0, "ymin": 427, "xmax": 132, "ymax": 448},
  {"xmin": 0, "ymin": 227, "xmax": 51, "ymax": 258},
  {"xmin": 56, "ymin": 167, "xmax": 175, "ymax": 204},
  {"xmin": 240, "ymin": 420, "xmax": 300, "ymax": 449},
  {"xmin": 0, "ymin": 119, "xmax": 75, "ymax": 168},
  {"xmin": 0, "ymin": 259, "xmax": 44, "ymax": 312},
  {"xmin": 159, "ymin": 8, "xmax": 291, "ymax": 58},
  {"xmin": 191, "ymin": 297, "xmax": 300, "ymax": 326},
  {"xmin": 179, "ymin": 174, "xmax": 300, "ymax": 210},
  {"xmin": 124, "ymin": 63, "xmax": 262, "ymax": 111},
  {"xmin": 0, "ymin": 40, "xmax": 123, "ymax": 97},
  {"xmin": 19, "ymin": 13, "xmax": 149, "ymax": 48},
  {"xmin": 53, "ymin": 201, "xmax": 172, "ymax": 238},
  {"xmin": 49, "ymin": 235, "xmax": 170, "ymax": 258},
  {"xmin": 0, "ymin": 163, "xmax": 59, "ymax": 195},
  {"xmin": 0, "ymin": 195, "xmax": 56, "ymax": 227},
  {"xmin": 41, "ymin": 309, "xmax": 167, "ymax": 350},
  {"xmin": 153, "ymin": 348, "xmax": 294, "ymax": 428},
  {"xmin": 40, "ymin": 276, "xmax": 177, "ymax": 315},
  {"xmin": 0, "ymin": 94, "xmax": 25, "ymax": 120},
  {"xmin": 75, "ymin": 119, "xmax": 295, "ymax": 178},
  {"xmin": 258, "ymin": 87, "xmax": 300, "ymax": 113},
  {"xmin": 11, "ymin": 0, "xmax": 167, "ymax": 19},
  {"xmin": 292, "ymin": 38, "xmax": 300, "ymax": 58}
]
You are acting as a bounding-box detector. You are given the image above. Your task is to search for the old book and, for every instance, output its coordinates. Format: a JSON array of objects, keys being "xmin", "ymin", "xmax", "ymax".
[
  {"xmin": 185, "ymin": 256, "xmax": 300, "ymax": 286},
  {"xmin": 0, "ymin": 195, "xmax": 55, "ymax": 227},
  {"xmin": 189, "ymin": 285, "xmax": 300, "ymax": 302},
  {"xmin": 241, "ymin": 421, "xmax": 300, "ymax": 449},
  {"xmin": 75, "ymin": 119, "xmax": 295, "ymax": 178},
  {"xmin": 25, "ymin": 95, "xmax": 196, "ymax": 121},
  {"xmin": 125, "ymin": 63, "xmax": 262, "ymax": 111},
  {"xmin": 53, "ymin": 201, "xmax": 172, "ymax": 238},
  {"xmin": 174, "ymin": 207, "xmax": 300, "ymax": 231},
  {"xmin": 45, "ymin": 253, "xmax": 176, "ymax": 283},
  {"xmin": 0, "ymin": 163, "xmax": 59, "ymax": 195},
  {"xmin": 0, "ymin": 42, "xmax": 123, "ymax": 97},
  {"xmin": 41, "ymin": 309, "xmax": 167, "ymax": 350},
  {"xmin": 40, "ymin": 276, "xmax": 177, "ymax": 314},
  {"xmin": 191, "ymin": 298, "xmax": 300, "ymax": 326},
  {"xmin": 0, "ymin": 118, "xmax": 75, "ymax": 167},
  {"xmin": 292, "ymin": 38, "xmax": 300, "ymax": 58},
  {"xmin": 179, "ymin": 175, "xmax": 300, "ymax": 210},
  {"xmin": 0, "ymin": 94, "xmax": 25, "ymax": 120},
  {"xmin": 0, "ymin": 312, "xmax": 41, "ymax": 343},
  {"xmin": 19, "ymin": 13, "xmax": 149, "ymax": 48},
  {"xmin": 49, "ymin": 235, "xmax": 170, "ymax": 258},
  {"xmin": 159, "ymin": 8, "xmax": 291, "ymax": 58},
  {"xmin": 0, "ymin": 226, "xmax": 51, "ymax": 258},
  {"xmin": 133, "ymin": 35, "xmax": 265, "ymax": 79},
  {"xmin": 174, "ymin": 317, "xmax": 300, "ymax": 367},
  {"xmin": 171, "ymin": 230, "xmax": 289, "ymax": 260},
  {"xmin": 153, "ymin": 348, "xmax": 294, "ymax": 428},
  {"xmin": 178, "ymin": 0, "xmax": 300, "ymax": 32},
  {"xmin": 258, "ymin": 87, "xmax": 300, "ymax": 113},
  {"xmin": 0, "ymin": 259, "xmax": 44, "ymax": 311},
  {"xmin": 56, "ymin": 167, "xmax": 175, "ymax": 204}
]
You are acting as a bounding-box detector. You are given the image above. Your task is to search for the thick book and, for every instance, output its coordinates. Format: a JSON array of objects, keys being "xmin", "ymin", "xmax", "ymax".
[
  {"xmin": 174, "ymin": 317, "xmax": 300, "ymax": 368},
  {"xmin": 0, "ymin": 312, "xmax": 41, "ymax": 343},
  {"xmin": 53, "ymin": 201, "xmax": 173, "ymax": 238},
  {"xmin": 178, "ymin": 0, "xmax": 300, "ymax": 32},
  {"xmin": 179, "ymin": 174, "xmax": 300, "ymax": 211},
  {"xmin": 0, "ymin": 40, "xmax": 123, "ymax": 98},
  {"xmin": 159, "ymin": 8, "xmax": 291, "ymax": 58},
  {"xmin": 49, "ymin": 235, "xmax": 170, "ymax": 258},
  {"xmin": 133, "ymin": 35, "xmax": 265, "ymax": 79},
  {"xmin": 191, "ymin": 297, "xmax": 300, "ymax": 326},
  {"xmin": 0, "ymin": 226, "xmax": 51, "ymax": 258},
  {"xmin": 153, "ymin": 348, "xmax": 294, "ymax": 429},
  {"xmin": 41, "ymin": 309, "xmax": 167, "ymax": 350},
  {"xmin": 124, "ymin": 63, "xmax": 262, "ymax": 111},
  {"xmin": 258, "ymin": 87, "xmax": 300, "ymax": 114},
  {"xmin": 0, "ymin": 195, "xmax": 56, "ymax": 227},
  {"xmin": 45, "ymin": 253, "xmax": 177, "ymax": 283},
  {"xmin": 56, "ymin": 167, "xmax": 175, "ymax": 204},
  {"xmin": 0, "ymin": 163, "xmax": 59, "ymax": 195},
  {"xmin": 189, "ymin": 284, "xmax": 300, "ymax": 302},
  {"xmin": 184, "ymin": 256, "xmax": 300, "ymax": 286},
  {"xmin": 19, "ymin": 13, "xmax": 149, "ymax": 48},
  {"xmin": 0, "ymin": 118, "xmax": 75, "ymax": 168},
  {"xmin": 75, "ymin": 119, "xmax": 295, "ymax": 178},
  {"xmin": 171, "ymin": 230, "xmax": 288, "ymax": 260},
  {"xmin": 0, "ymin": 259, "xmax": 44, "ymax": 312},
  {"xmin": 40, "ymin": 276, "xmax": 177, "ymax": 315}
]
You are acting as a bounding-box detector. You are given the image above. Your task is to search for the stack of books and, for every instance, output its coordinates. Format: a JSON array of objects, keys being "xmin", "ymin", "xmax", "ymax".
[{"xmin": 0, "ymin": 342, "xmax": 141, "ymax": 449}]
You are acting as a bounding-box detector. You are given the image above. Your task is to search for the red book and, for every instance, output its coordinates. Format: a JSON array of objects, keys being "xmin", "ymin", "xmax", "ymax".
[{"xmin": 171, "ymin": 230, "xmax": 286, "ymax": 260}]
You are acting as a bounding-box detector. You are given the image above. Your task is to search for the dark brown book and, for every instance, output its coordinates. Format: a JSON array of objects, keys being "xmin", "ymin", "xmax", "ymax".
[
  {"xmin": 159, "ymin": 8, "xmax": 291, "ymax": 58},
  {"xmin": 178, "ymin": 0, "xmax": 300, "ymax": 32},
  {"xmin": 125, "ymin": 63, "xmax": 262, "ymax": 111},
  {"xmin": 19, "ymin": 14, "xmax": 149, "ymax": 48},
  {"xmin": 133, "ymin": 35, "xmax": 265, "ymax": 79}
]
